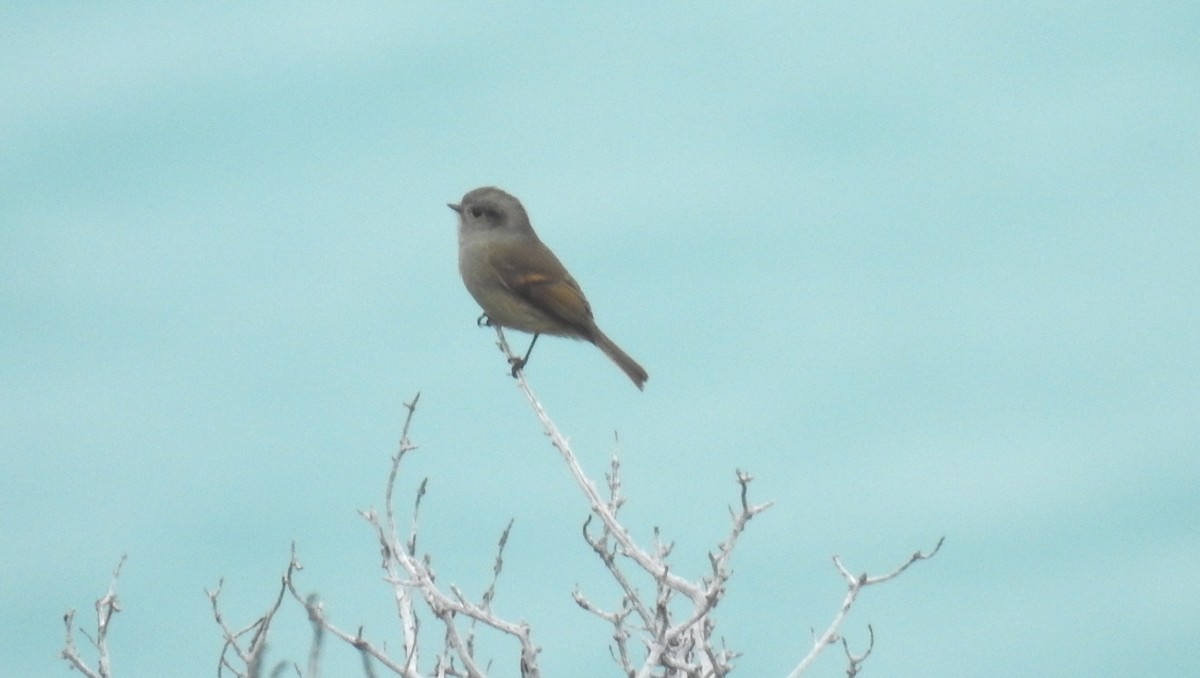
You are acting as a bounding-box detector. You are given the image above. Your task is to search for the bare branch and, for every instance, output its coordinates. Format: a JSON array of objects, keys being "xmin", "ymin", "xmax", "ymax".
[
  {"xmin": 206, "ymin": 566, "xmax": 289, "ymax": 678},
  {"xmin": 284, "ymin": 546, "xmax": 412, "ymax": 676},
  {"xmin": 787, "ymin": 537, "xmax": 944, "ymax": 677},
  {"xmin": 346, "ymin": 393, "xmax": 542, "ymax": 677},
  {"xmin": 494, "ymin": 327, "xmax": 769, "ymax": 677},
  {"xmin": 465, "ymin": 519, "xmax": 515, "ymax": 658},
  {"xmin": 494, "ymin": 326, "xmax": 706, "ymax": 599},
  {"xmin": 842, "ymin": 624, "xmax": 875, "ymax": 678},
  {"xmin": 60, "ymin": 555, "xmax": 126, "ymax": 678}
]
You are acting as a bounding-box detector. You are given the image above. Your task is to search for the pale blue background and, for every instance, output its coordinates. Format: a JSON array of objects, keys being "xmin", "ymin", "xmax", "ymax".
[{"xmin": 3, "ymin": 2, "xmax": 1197, "ymax": 676}]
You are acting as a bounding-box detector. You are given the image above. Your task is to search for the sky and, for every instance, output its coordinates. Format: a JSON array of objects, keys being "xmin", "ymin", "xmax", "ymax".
[{"xmin": 2, "ymin": 2, "xmax": 1198, "ymax": 676}]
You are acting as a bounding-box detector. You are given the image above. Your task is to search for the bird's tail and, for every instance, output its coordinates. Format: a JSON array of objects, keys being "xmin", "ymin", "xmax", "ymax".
[{"xmin": 591, "ymin": 330, "xmax": 648, "ymax": 390}]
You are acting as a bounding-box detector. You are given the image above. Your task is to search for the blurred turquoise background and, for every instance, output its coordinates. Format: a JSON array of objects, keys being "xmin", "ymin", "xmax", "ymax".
[{"xmin": 3, "ymin": 2, "xmax": 1197, "ymax": 676}]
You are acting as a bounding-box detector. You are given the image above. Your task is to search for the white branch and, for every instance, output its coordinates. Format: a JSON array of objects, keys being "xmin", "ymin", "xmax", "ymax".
[
  {"xmin": 493, "ymin": 327, "xmax": 768, "ymax": 677},
  {"xmin": 61, "ymin": 555, "xmax": 126, "ymax": 678},
  {"xmin": 787, "ymin": 537, "xmax": 944, "ymax": 677}
]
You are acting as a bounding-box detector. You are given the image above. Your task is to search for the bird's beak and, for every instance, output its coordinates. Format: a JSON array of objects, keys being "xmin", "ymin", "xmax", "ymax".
[{"xmin": 447, "ymin": 202, "xmax": 462, "ymax": 213}]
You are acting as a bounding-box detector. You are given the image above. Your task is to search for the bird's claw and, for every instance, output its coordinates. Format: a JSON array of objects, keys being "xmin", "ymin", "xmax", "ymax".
[{"xmin": 508, "ymin": 356, "xmax": 526, "ymax": 378}]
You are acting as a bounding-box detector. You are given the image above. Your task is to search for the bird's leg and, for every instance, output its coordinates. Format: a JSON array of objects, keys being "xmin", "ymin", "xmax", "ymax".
[
  {"xmin": 510, "ymin": 333, "xmax": 540, "ymax": 377},
  {"xmin": 476, "ymin": 313, "xmax": 493, "ymax": 327}
]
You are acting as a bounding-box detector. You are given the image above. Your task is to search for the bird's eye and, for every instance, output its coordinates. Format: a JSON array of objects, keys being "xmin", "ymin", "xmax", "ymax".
[{"xmin": 470, "ymin": 206, "xmax": 485, "ymax": 218}]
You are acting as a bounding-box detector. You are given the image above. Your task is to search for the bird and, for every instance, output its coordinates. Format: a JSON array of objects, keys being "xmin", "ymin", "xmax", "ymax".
[{"xmin": 450, "ymin": 186, "xmax": 648, "ymax": 389}]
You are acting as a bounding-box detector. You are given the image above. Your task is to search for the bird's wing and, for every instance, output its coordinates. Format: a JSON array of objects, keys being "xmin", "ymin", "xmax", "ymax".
[{"xmin": 488, "ymin": 250, "xmax": 595, "ymax": 331}]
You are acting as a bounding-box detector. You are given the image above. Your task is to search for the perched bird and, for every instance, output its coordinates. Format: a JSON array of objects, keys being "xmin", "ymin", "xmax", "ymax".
[{"xmin": 450, "ymin": 187, "xmax": 648, "ymax": 390}]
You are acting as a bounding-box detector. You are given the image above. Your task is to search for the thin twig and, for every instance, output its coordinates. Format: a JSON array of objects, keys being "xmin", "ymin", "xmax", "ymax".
[
  {"xmin": 494, "ymin": 327, "xmax": 702, "ymax": 600},
  {"xmin": 206, "ymin": 567, "xmax": 289, "ymax": 678},
  {"xmin": 842, "ymin": 624, "xmax": 875, "ymax": 677},
  {"xmin": 787, "ymin": 537, "xmax": 944, "ymax": 677},
  {"xmin": 493, "ymin": 326, "xmax": 768, "ymax": 678},
  {"xmin": 60, "ymin": 555, "xmax": 126, "ymax": 678},
  {"xmin": 284, "ymin": 546, "xmax": 412, "ymax": 676}
]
